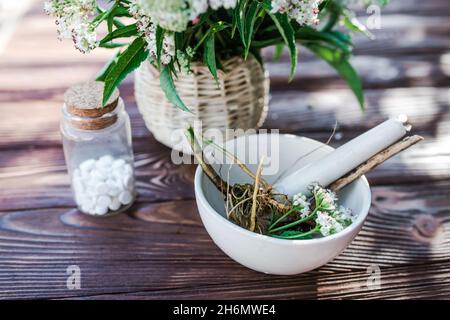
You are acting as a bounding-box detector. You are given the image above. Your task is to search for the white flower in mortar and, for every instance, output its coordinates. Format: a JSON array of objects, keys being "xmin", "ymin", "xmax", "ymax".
[
  {"xmin": 310, "ymin": 183, "xmax": 338, "ymax": 211},
  {"xmin": 292, "ymin": 193, "xmax": 311, "ymax": 219},
  {"xmin": 315, "ymin": 211, "xmax": 344, "ymax": 237}
]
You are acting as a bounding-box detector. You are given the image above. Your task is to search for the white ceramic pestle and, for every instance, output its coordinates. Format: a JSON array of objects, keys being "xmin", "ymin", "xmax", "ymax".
[{"xmin": 273, "ymin": 116, "xmax": 410, "ymax": 197}]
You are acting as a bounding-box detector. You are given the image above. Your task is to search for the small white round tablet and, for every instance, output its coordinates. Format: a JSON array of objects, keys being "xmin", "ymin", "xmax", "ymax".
[
  {"xmin": 112, "ymin": 158, "xmax": 126, "ymax": 169},
  {"xmin": 97, "ymin": 195, "xmax": 111, "ymax": 207},
  {"xmin": 108, "ymin": 185, "xmax": 121, "ymax": 197},
  {"xmin": 80, "ymin": 158, "xmax": 96, "ymax": 172},
  {"xmin": 97, "ymin": 155, "xmax": 114, "ymax": 167},
  {"xmin": 93, "ymin": 204, "xmax": 108, "ymax": 215},
  {"xmin": 108, "ymin": 197, "xmax": 121, "ymax": 211},
  {"xmin": 92, "ymin": 169, "xmax": 107, "ymax": 181},
  {"xmin": 122, "ymin": 175, "xmax": 134, "ymax": 190},
  {"xmin": 118, "ymin": 190, "xmax": 133, "ymax": 205},
  {"xmin": 112, "ymin": 170, "xmax": 125, "ymax": 182},
  {"xmin": 95, "ymin": 182, "xmax": 109, "ymax": 195},
  {"xmin": 80, "ymin": 196, "xmax": 95, "ymax": 213},
  {"xmin": 73, "ymin": 155, "xmax": 136, "ymax": 216},
  {"xmin": 123, "ymin": 163, "xmax": 133, "ymax": 175}
]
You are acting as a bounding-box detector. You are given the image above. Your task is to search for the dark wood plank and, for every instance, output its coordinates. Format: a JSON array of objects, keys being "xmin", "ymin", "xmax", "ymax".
[
  {"xmin": 1, "ymin": 84, "xmax": 449, "ymax": 145},
  {"xmin": 0, "ymin": 0, "xmax": 449, "ymax": 300},
  {"xmin": 0, "ymin": 180, "xmax": 449, "ymax": 299},
  {"xmin": 0, "ymin": 140, "xmax": 195, "ymax": 211},
  {"xmin": 1, "ymin": 127, "xmax": 449, "ymax": 212}
]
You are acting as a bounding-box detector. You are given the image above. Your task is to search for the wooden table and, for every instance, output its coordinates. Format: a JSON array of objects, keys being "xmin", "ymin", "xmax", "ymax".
[{"xmin": 1, "ymin": 0, "xmax": 449, "ymax": 299}]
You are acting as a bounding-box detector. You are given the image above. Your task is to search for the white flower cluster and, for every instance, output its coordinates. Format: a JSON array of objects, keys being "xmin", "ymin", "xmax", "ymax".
[
  {"xmin": 138, "ymin": 0, "xmax": 191, "ymax": 32},
  {"xmin": 293, "ymin": 183, "xmax": 357, "ymax": 236},
  {"xmin": 270, "ymin": 0, "xmax": 323, "ymax": 26},
  {"xmin": 315, "ymin": 211, "xmax": 344, "ymax": 236},
  {"xmin": 335, "ymin": 205, "xmax": 358, "ymax": 225},
  {"xmin": 177, "ymin": 48, "xmax": 195, "ymax": 74},
  {"xmin": 310, "ymin": 183, "xmax": 337, "ymax": 211},
  {"xmin": 138, "ymin": 0, "xmax": 238, "ymax": 32},
  {"xmin": 44, "ymin": 0, "xmax": 98, "ymax": 53},
  {"xmin": 315, "ymin": 206, "xmax": 357, "ymax": 236},
  {"xmin": 209, "ymin": 0, "xmax": 238, "ymax": 10},
  {"xmin": 292, "ymin": 193, "xmax": 311, "ymax": 219},
  {"xmin": 129, "ymin": 2, "xmax": 175, "ymax": 65}
]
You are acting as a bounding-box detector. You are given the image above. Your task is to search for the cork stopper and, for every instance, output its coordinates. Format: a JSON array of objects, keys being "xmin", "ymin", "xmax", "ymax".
[{"xmin": 64, "ymin": 81, "xmax": 120, "ymax": 130}]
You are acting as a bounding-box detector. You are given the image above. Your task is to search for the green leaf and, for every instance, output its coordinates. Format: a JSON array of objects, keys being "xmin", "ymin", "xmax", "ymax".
[
  {"xmin": 113, "ymin": 18, "xmax": 125, "ymax": 29},
  {"xmin": 99, "ymin": 41, "xmax": 130, "ymax": 49},
  {"xmin": 107, "ymin": 16, "xmax": 114, "ymax": 33},
  {"xmin": 96, "ymin": 51, "xmax": 120, "ymax": 82},
  {"xmin": 193, "ymin": 22, "xmax": 229, "ymax": 53},
  {"xmin": 276, "ymin": 230, "xmax": 313, "ymax": 239},
  {"xmin": 236, "ymin": 0, "xmax": 247, "ymax": 45},
  {"xmin": 267, "ymin": 12, "xmax": 297, "ymax": 81},
  {"xmin": 99, "ymin": 24, "xmax": 138, "ymax": 45},
  {"xmin": 343, "ymin": 11, "xmax": 374, "ymax": 39},
  {"xmin": 102, "ymin": 37, "xmax": 149, "ymax": 105},
  {"xmin": 231, "ymin": 1, "xmax": 239, "ymax": 38},
  {"xmin": 273, "ymin": 43, "xmax": 284, "ymax": 62},
  {"xmin": 296, "ymin": 27, "xmax": 352, "ymax": 54},
  {"xmin": 91, "ymin": 8, "xmax": 110, "ymax": 27},
  {"xmin": 244, "ymin": 1, "xmax": 259, "ymax": 59},
  {"xmin": 307, "ymin": 43, "xmax": 365, "ymax": 109},
  {"xmin": 110, "ymin": 6, "xmax": 132, "ymax": 17},
  {"xmin": 160, "ymin": 66, "xmax": 190, "ymax": 112},
  {"xmin": 203, "ymin": 33, "xmax": 218, "ymax": 81},
  {"xmin": 155, "ymin": 26, "xmax": 165, "ymax": 67},
  {"xmin": 321, "ymin": 0, "xmax": 342, "ymax": 32}
]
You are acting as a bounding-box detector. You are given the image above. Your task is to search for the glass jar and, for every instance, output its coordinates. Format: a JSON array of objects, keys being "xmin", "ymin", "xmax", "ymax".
[{"xmin": 60, "ymin": 81, "xmax": 136, "ymax": 217}]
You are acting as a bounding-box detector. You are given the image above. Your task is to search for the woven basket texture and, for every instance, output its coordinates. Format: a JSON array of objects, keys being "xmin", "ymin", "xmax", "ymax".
[{"xmin": 134, "ymin": 56, "xmax": 269, "ymax": 152}]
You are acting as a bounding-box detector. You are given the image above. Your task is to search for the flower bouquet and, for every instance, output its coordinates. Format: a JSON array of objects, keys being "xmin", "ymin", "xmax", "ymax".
[{"xmin": 46, "ymin": 1, "xmax": 388, "ymax": 151}]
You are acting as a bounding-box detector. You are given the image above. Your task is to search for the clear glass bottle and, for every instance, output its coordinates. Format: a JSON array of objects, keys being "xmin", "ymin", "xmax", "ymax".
[{"xmin": 60, "ymin": 81, "xmax": 136, "ymax": 217}]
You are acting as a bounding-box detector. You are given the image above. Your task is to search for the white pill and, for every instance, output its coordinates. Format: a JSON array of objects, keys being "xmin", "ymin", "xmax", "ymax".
[
  {"xmin": 97, "ymin": 195, "xmax": 111, "ymax": 208},
  {"xmin": 81, "ymin": 204, "xmax": 94, "ymax": 214},
  {"xmin": 80, "ymin": 196, "xmax": 96, "ymax": 213},
  {"xmin": 95, "ymin": 182, "xmax": 109, "ymax": 195},
  {"xmin": 108, "ymin": 185, "xmax": 121, "ymax": 197},
  {"xmin": 80, "ymin": 159, "xmax": 96, "ymax": 172},
  {"xmin": 80, "ymin": 169, "xmax": 91, "ymax": 181},
  {"xmin": 92, "ymin": 169, "xmax": 107, "ymax": 181},
  {"xmin": 112, "ymin": 170, "xmax": 125, "ymax": 182},
  {"xmin": 106, "ymin": 178, "xmax": 115, "ymax": 185},
  {"xmin": 123, "ymin": 175, "xmax": 134, "ymax": 190},
  {"xmin": 118, "ymin": 190, "xmax": 133, "ymax": 205},
  {"xmin": 97, "ymin": 155, "xmax": 114, "ymax": 167},
  {"xmin": 123, "ymin": 163, "xmax": 133, "ymax": 175},
  {"xmin": 109, "ymin": 197, "xmax": 121, "ymax": 211},
  {"xmin": 93, "ymin": 204, "xmax": 108, "ymax": 215},
  {"xmin": 106, "ymin": 179, "xmax": 120, "ymax": 192},
  {"xmin": 112, "ymin": 158, "xmax": 126, "ymax": 169}
]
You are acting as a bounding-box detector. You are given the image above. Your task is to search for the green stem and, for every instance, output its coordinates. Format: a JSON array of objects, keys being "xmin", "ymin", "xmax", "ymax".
[
  {"xmin": 268, "ymin": 206, "xmax": 300, "ymax": 231},
  {"xmin": 269, "ymin": 206, "xmax": 320, "ymax": 234},
  {"xmin": 193, "ymin": 29, "xmax": 213, "ymax": 52},
  {"xmin": 272, "ymin": 226, "xmax": 320, "ymax": 239}
]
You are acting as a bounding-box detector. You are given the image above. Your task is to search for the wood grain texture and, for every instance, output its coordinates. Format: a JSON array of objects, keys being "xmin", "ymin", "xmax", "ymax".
[
  {"xmin": 0, "ymin": 181, "xmax": 449, "ymax": 299},
  {"xmin": 0, "ymin": 0, "xmax": 449, "ymax": 300}
]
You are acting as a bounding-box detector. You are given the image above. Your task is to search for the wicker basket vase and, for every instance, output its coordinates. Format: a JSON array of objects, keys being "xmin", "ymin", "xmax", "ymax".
[{"xmin": 134, "ymin": 56, "xmax": 269, "ymax": 153}]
